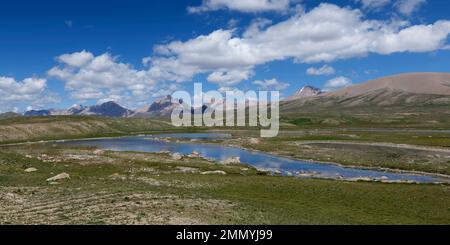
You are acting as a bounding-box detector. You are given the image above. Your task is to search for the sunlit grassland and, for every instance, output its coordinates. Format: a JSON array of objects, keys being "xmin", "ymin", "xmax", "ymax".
[{"xmin": 1, "ymin": 144, "xmax": 449, "ymax": 224}]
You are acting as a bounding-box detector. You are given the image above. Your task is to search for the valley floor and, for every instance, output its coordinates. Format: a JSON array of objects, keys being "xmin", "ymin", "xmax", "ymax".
[
  {"xmin": 1, "ymin": 136, "xmax": 450, "ymax": 224},
  {"xmin": 204, "ymin": 129, "xmax": 450, "ymax": 176},
  {"xmin": 1, "ymin": 115, "xmax": 450, "ymax": 224}
]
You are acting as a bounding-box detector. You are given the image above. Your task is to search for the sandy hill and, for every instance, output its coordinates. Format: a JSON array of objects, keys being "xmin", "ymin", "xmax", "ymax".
[
  {"xmin": 328, "ymin": 73, "xmax": 450, "ymax": 98},
  {"xmin": 282, "ymin": 73, "xmax": 450, "ymax": 109},
  {"xmin": 280, "ymin": 73, "xmax": 450, "ymax": 127}
]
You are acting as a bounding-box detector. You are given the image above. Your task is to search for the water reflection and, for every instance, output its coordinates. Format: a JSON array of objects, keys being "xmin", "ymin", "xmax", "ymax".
[{"xmin": 63, "ymin": 134, "xmax": 447, "ymax": 183}]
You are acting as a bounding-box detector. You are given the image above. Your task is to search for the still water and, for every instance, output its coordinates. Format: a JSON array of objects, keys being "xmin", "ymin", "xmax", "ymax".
[{"xmin": 63, "ymin": 133, "xmax": 447, "ymax": 183}]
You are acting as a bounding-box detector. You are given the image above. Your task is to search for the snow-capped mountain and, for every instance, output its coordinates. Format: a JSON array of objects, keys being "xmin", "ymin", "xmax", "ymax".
[
  {"xmin": 285, "ymin": 86, "xmax": 323, "ymax": 101},
  {"xmin": 79, "ymin": 101, "xmax": 133, "ymax": 117},
  {"xmin": 131, "ymin": 95, "xmax": 179, "ymax": 118}
]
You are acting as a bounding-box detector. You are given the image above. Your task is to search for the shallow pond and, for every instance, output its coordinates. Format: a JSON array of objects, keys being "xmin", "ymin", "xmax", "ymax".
[{"xmin": 63, "ymin": 133, "xmax": 448, "ymax": 183}]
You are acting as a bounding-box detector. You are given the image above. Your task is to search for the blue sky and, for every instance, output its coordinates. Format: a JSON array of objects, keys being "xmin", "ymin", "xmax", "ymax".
[{"xmin": 0, "ymin": 0, "xmax": 449, "ymax": 112}]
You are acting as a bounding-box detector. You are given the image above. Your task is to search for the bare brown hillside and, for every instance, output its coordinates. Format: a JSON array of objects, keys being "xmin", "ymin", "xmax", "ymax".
[{"xmin": 328, "ymin": 73, "xmax": 450, "ymax": 98}]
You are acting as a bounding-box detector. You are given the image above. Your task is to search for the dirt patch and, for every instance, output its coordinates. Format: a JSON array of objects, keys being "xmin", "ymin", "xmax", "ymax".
[{"xmin": 0, "ymin": 187, "xmax": 234, "ymax": 225}]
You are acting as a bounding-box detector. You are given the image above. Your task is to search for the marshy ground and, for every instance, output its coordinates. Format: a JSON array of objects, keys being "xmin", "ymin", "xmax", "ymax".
[
  {"xmin": 1, "ymin": 116, "xmax": 450, "ymax": 224},
  {"xmin": 203, "ymin": 129, "xmax": 450, "ymax": 175},
  {"xmin": 1, "ymin": 140, "xmax": 450, "ymax": 224}
]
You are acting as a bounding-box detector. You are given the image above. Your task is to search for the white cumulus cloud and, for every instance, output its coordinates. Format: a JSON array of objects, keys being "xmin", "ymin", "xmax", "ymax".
[
  {"xmin": 0, "ymin": 76, "xmax": 58, "ymax": 112},
  {"xmin": 188, "ymin": 0, "xmax": 292, "ymax": 13},
  {"xmin": 44, "ymin": 3, "xmax": 450, "ymax": 109},
  {"xmin": 207, "ymin": 69, "xmax": 254, "ymax": 86},
  {"xmin": 146, "ymin": 3, "xmax": 450, "ymax": 87},
  {"xmin": 395, "ymin": 0, "xmax": 426, "ymax": 16},
  {"xmin": 355, "ymin": 0, "xmax": 391, "ymax": 10},
  {"xmin": 324, "ymin": 76, "xmax": 353, "ymax": 91},
  {"xmin": 48, "ymin": 51, "xmax": 176, "ymax": 108},
  {"xmin": 57, "ymin": 50, "xmax": 94, "ymax": 68},
  {"xmin": 306, "ymin": 65, "xmax": 336, "ymax": 76},
  {"xmin": 252, "ymin": 78, "xmax": 290, "ymax": 90}
]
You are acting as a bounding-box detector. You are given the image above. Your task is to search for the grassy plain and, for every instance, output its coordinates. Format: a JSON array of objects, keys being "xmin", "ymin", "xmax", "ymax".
[
  {"xmin": 0, "ymin": 116, "xmax": 449, "ymax": 224},
  {"xmin": 1, "ymin": 144, "xmax": 449, "ymax": 224},
  {"xmin": 205, "ymin": 129, "xmax": 450, "ymax": 175}
]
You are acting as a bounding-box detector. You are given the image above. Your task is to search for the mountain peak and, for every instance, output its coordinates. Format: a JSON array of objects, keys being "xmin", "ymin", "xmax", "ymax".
[
  {"xmin": 70, "ymin": 104, "xmax": 84, "ymax": 109},
  {"xmin": 102, "ymin": 101, "xmax": 119, "ymax": 106},
  {"xmin": 24, "ymin": 109, "xmax": 52, "ymax": 117},
  {"xmin": 79, "ymin": 101, "xmax": 133, "ymax": 117},
  {"xmin": 67, "ymin": 104, "xmax": 86, "ymax": 114},
  {"xmin": 285, "ymin": 85, "xmax": 322, "ymax": 101},
  {"xmin": 132, "ymin": 95, "xmax": 177, "ymax": 118}
]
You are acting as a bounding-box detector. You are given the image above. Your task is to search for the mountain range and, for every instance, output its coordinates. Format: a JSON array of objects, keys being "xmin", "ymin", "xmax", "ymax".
[
  {"xmin": 2, "ymin": 72, "xmax": 450, "ymax": 119},
  {"xmin": 23, "ymin": 101, "xmax": 132, "ymax": 117}
]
